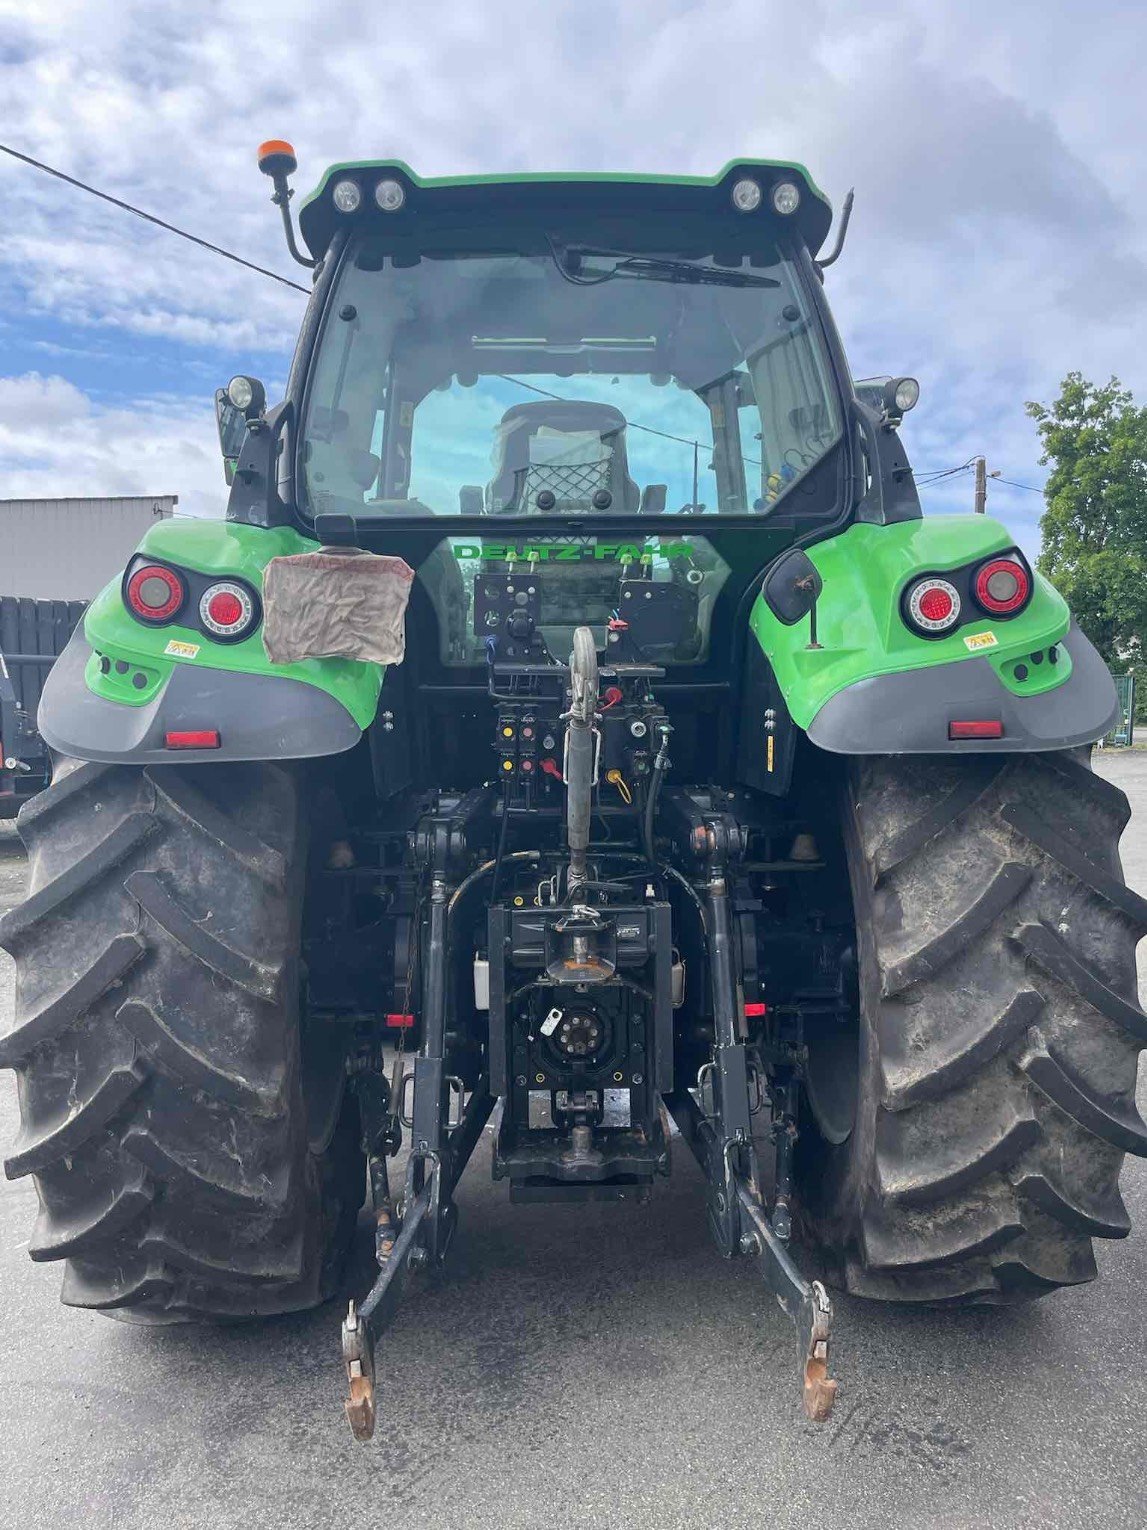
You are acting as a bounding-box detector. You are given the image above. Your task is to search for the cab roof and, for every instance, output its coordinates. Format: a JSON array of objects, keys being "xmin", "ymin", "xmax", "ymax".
[{"xmin": 296, "ymin": 161, "xmax": 834, "ymax": 265}]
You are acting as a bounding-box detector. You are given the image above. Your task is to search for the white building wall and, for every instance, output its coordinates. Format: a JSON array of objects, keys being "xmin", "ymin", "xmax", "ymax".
[{"xmin": 0, "ymin": 496, "xmax": 178, "ymax": 600}]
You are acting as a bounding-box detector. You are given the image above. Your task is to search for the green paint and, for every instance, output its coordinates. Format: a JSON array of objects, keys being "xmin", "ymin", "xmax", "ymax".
[
  {"xmin": 82, "ymin": 519, "xmax": 384, "ymax": 730},
  {"xmin": 750, "ymin": 517, "xmax": 1071, "ymax": 728}
]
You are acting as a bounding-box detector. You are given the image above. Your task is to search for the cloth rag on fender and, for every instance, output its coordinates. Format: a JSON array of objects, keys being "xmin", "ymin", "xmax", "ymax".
[{"xmin": 262, "ymin": 548, "xmax": 415, "ymax": 666}]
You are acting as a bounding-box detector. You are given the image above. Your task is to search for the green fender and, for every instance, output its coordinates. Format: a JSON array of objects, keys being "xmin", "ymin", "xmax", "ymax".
[
  {"xmin": 38, "ymin": 519, "xmax": 384, "ymax": 766},
  {"xmin": 750, "ymin": 516, "xmax": 1117, "ymax": 754}
]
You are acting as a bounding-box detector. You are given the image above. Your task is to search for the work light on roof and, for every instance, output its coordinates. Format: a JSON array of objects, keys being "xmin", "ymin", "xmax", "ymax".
[
  {"xmin": 374, "ymin": 178, "xmax": 405, "ymax": 212},
  {"xmin": 332, "ymin": 178, "xmax": 362, "ymax": 214},
  {"xmin": 771, "ymin": 181, "xmax": 801, "ymax": 216},
  {"xmin": 731, "ymin": 178, "xmax": 763, "ymax": 213}
]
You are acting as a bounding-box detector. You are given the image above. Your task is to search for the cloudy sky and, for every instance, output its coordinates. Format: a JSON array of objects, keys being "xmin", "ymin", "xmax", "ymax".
[{"xmin": 1, "ymin": 0, "xmax": 1144, "ymax": 553}]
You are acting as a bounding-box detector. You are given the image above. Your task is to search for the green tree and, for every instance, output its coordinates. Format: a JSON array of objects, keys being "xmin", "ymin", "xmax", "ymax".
[{"xmin": 1026, "ymin": 374, "xmax": 1147, "ymax": 715}]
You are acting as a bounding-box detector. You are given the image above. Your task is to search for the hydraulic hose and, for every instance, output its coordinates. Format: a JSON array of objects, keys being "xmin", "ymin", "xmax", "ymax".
[{"xmin": 642, "ymin": 721, "xmax": 673, "ymax": 870}]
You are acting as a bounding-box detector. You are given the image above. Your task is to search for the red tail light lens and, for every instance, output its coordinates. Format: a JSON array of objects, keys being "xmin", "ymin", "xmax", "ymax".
[
  {"xmin": 904, "ymin": 576, "xmax": 961, "ymax": 635},
  {"xmin": 199, "ymin": 581, "xmax": 258, "ymax": 641},
  {"xmin": 973, "ymin": 557, "xmax": 1031, "ymax": 616},
  {"xmin": 125, "ymin": 564, "xmax": 184, "ymax": 624}
]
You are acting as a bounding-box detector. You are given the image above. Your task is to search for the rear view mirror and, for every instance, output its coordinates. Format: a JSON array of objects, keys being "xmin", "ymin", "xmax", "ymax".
[
  {"xmin": 762, "ymin": 547, "xmax": 823, "ymax": 625},
  {"xmin": 214, "ymin": 388, "xmax": 248, "ymax": 486}
]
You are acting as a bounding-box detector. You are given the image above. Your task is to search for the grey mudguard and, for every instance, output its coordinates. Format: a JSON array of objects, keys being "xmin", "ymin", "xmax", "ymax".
[
  {"xmin": 39, "ymin": 631, "xmax": 363, "ymax": 766},
  {"xmin": 807, "ymin": 621, "xmax": 1118, "ymax": 754}
]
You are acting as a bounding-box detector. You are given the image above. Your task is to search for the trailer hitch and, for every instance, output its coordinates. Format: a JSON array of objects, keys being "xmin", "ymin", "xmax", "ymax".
[
  {"xmin": 339, "ymin": 1083, "xmax": 495, "ymax": 1441},
  {"xmin": 665, "ymin": 1088, "xmax": 838, "ymax": 1420},
  {"xmin": 735, "ymin": 1180, "xmax": 837, "ymax": 1420},
  {"xmin": 661, "ymin": 799, "xmax": 838, "ymax": 1421},
  {"xmin": 340, "ymin": 1172, "xmax": 436, "ymax": 1441}
]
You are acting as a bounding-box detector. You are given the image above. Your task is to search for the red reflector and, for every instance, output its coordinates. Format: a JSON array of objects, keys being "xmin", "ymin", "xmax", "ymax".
[
  {"xmin": 207, "ymin": 591, "xmax": 244, "ymax": 627},
  {"xmin": 918, "ymin": 586, "xmax": 954, "ymax": 623},
  {"xmin": 744, "ymin": 1001, "xmax": 768, "ymax": 1017},
  {"xmin": 948, "ymin": 720, "xmax": 1004, "ymax": 740},
  {"xmin": 164, "ymin": 730, "xmax": 221, "ymax": 749},
  {"xmin": 385, "ymin": 1013, "xmax": 415, "ymax": 1029}
]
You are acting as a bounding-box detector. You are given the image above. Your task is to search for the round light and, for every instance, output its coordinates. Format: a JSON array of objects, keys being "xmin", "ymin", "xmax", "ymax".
[
  {"xmin": 199, "ymin": 580, "xmax": 256, "ymax": 638},
  {"xmin": 374, "ymin": 177, "xmax": 405, "ymax": 212},
  {"xmin": 894, "ymin": 377, "xmax": 920, "ymax": 413},
  {"xmin": 126, "ymin": 564, "xmax": 184, "ymax": 623},
  {"xmin": 974, "ymin": 557, "xmax": 1030, "ymax": 616},
  {"xmin": 771, "ymin": 181, "xmax": 801, "ymax": 216},
  {"xmin": 227, "ymin": 375, "xmax": 254, "ymax": 411},
  {"xmin": 331, "ymin": 178, "xmax": 362, "ymax": 214},
  {"xmin": 906, "ymin": 577, "xmax": 961, "ymax": 633},
  {"xmin": 731, "ymin": 178, "xmax": 763, "ymax": 213}
]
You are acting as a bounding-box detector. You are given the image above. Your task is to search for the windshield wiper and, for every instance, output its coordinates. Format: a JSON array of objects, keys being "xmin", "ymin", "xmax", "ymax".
[{"xmin": 547, "ymin": 238, "xmax": 780, "ymax": 290}]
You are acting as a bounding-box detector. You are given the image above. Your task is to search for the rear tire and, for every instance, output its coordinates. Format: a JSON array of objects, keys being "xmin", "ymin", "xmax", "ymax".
[
  {"xmin": 799, "ymin": 749, "xmax": 1147, "ymax": 1304},
  {"xmin": 0, "ymin": 758, "xmax": 364, "ymax": 1321}
]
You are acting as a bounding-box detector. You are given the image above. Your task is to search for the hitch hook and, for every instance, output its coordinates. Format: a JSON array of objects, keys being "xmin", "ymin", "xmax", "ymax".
[
  {"xmin": 801, "ymin": 1280, "xmax": 837, "ymax": 1422},
  {"xmin": 342, "ymin": 1300, "xmax": 376, "ymax": 1441}
]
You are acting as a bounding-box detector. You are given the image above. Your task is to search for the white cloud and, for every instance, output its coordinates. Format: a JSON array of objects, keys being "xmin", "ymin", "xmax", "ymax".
[
  {"xmin": 0, "ymin": 371, "xmax": 228, "ymax": 518},
  {"xmin": 0, "ymin": 0, "xmax": 1144, "ymax": 551}
]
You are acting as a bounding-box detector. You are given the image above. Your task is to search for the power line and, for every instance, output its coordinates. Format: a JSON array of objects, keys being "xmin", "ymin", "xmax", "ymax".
[
  {"xmin": 914, "ymin": 460, "xmax": 976, "ymax": 484},
  {"xmin": 4, "ymin": 141, "xmax": 1046, "ymax": 504},
  {"xmin": 993, "ymin": 477, "xmax": 1044, "ymax": 493},
  {"xmin": 0, "ymin": 142, "xmax": 311, "ymax": 295}
]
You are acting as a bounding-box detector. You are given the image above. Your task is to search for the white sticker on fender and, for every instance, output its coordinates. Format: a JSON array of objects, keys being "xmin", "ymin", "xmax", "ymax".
[
  {"xmin": 164, "ymin": 638, "xmax": 200, "ymax": 659},
  {"xmin": 963, "ymin": 631, "xmax": 998, "ymax": 651}
]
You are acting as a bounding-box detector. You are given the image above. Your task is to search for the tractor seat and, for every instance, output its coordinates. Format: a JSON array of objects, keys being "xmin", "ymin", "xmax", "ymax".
[{"xmin": 486, "ymin": 401, "xmax": 641, "ymax": 514}]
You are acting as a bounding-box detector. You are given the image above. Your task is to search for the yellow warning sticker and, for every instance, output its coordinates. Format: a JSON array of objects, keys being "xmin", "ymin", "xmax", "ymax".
[
  {"xmin": 963, "ymin": 631, "xmax": 998, "ymax": 652},
  {"xmin": 164, "ymin": 639, "xmax": 200, "ymax": 659}
]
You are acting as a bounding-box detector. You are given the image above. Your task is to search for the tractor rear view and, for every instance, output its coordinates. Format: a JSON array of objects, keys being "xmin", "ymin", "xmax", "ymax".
[{"xmin": 1, "ymin": 144, "xmax": 1141, "ymax": 1434}]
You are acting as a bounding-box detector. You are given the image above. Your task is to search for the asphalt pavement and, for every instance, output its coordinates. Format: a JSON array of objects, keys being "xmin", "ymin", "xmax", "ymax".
[{"xmin": 2, "ymin": 755, "xmax": 1146, "ymax": 1530}]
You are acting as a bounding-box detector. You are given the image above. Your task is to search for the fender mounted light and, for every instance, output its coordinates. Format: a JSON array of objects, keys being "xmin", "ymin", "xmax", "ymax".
[
  {"xmin": 125, "ymin": 563, "xmax": 185, "ymax": 624},
  {"xmin": 199, "ymin": 580, "xmax": 259, "ymax": 641},
  {"xmin": 973, "ymin": 556, "xmax": 1031, "ymax": 617},
  {"xmin": 903, "ymin": 576, "xmax": 961, "ymax": 636}
]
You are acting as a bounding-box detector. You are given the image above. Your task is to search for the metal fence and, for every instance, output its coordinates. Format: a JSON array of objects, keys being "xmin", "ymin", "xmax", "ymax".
[{"xmin": 1105, "ymin": 672, "xmax": 1135, "ymax": 747}]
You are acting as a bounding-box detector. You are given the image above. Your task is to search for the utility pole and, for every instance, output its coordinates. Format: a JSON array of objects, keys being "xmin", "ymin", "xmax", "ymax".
[{"xmin": 974, "ymin": 456, "xmax": 987, "ymax": 514}]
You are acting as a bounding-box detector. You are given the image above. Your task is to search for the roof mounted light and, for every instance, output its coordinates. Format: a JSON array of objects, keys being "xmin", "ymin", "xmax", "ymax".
[
  {"xmin": 374, "ymin": 177, "xmax": 405, "ymax": 212},
  {"xmin": 771, "ymin": 181, "xmax": 801, "ymax": 216},
  {"xmin": 332, "ymin": 178, "xmax": 362, "ymax": 214},
  {"xmin": 731, "ymin": 178, "xmax": 762, "ymax": 213}
]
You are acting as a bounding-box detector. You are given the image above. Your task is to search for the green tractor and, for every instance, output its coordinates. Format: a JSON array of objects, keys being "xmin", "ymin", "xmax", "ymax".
[{"xmin": 3, "ymin": 143, "xmax": 1142, "ymax": 1434}]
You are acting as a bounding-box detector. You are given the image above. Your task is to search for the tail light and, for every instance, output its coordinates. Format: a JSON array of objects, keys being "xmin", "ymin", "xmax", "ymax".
[
  {"xmin": 973, "ymin": 556, "xmax": 1031, "ymax": 616},
  {"xmin": 904, "ymin": 576, "xmax": 961, "ymax": 635},
  {"xmin": 198, "ymin": 581, "xmax": 259, "ymax": 641},
  {"xmin": 125, "ymin": 564, "xmax": 185, "ymax": 624}
]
